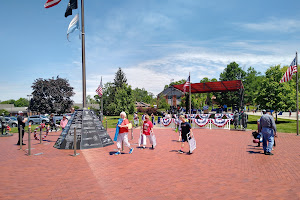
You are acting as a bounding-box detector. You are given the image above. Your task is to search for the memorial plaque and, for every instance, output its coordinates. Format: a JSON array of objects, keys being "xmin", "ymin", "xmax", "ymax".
[{"xmin": 54, "ymin": 109, "xmax": 114, "ymax": 149}]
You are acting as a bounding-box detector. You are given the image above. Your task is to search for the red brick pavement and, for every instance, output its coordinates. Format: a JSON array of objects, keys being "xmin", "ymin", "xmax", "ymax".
[{"xmin": 0, "ymin": 128, "xmax": 299, "ymax": 200}]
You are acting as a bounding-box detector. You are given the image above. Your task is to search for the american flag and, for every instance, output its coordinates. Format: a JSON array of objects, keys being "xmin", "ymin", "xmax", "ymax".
[
  {"xmin": 280, "ymin": 57, "xmax": 297, "ymax": 83},
  {"xmin": 96, "ymin": 78, "xmax": 103, "ymax": 97},
  {"xmin": 183, "ymin": 75, "xmax": 190, "ymax": 93},
  {"xmin": 44, "ymin": 0, "xmax": 61, "ymax": 8}
]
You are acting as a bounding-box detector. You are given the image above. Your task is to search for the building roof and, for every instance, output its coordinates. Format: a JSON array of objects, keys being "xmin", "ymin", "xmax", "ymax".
[
  {"xmin": 157, "ymin": 86, "xmax": 184, "ymax": 97},
  {"xmin": 135, "ymin": 102, "xmax": 150, "ymax": 107},
  {"xmin": 0, "ymin": 104, "xmax": 28, "ymax": 113},
  {"xmin": 73, "ymin": 103, "xmax": 100, "ymax": 109},
  {"xmin": 172, "ymin": 80, "xmax": 244, "ymax": 93}
]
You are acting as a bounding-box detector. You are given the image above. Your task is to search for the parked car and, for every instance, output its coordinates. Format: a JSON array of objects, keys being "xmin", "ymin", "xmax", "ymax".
[
  {"xmin": 4, "ymin": 117, "xmax": 18, "ymax": 127},
  {"xmin": 53, "ymin": 116, "xmax": 63, "ymax": 124},
  {"xmin": 27, "ymin": 115, "xmax": 50, "ymax": 125}
]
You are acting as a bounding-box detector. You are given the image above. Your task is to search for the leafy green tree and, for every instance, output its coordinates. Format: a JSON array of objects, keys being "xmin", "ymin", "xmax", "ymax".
[
  {"xmin": 15, "ymin": 98, "xmax": 29, "ymax": 107},
  {"xmin": 86, "ymin": 95, "xmax": 98, "ymax": 104},
  {"xmin": 100, "ymin": 69, "xmax": 135, "ymax": 115},
  {"xmin": 133, "ymin": 88, "xmax": 154, "ymax": 104},
  {"xmin": 164, "ymin": 79, "xmax": 186, "ymax": 89},
  {"xmin": 114, "ymin": 84, "xmax": 135, "ymax": 114},
  {"xmin": 0, "ymin": 99, "xmax": 16, "ymax": 105},
  {"xmin": 215, "ymin": 62, "xmax": 246, "ymax": 109},
  {"xmin": 256, "ymin": 65, "xmax": 296, "ymax": 120},
  {"xmin": 0, "ymin": 109, "xmax": 9, "ymax": 116},
  {"xmin": 200, "ymin": 77, "xmax": 218, "ymax": 106},
  {"xmin": 243, "ymin": 67, "xmax": 262, "ymax": 106},
  {"xmin": 0, "ymin": 98, "xmax": 29, "ymax": 107},
  {"xmin": 158, "ymin": 95, "xmax": 170, "ymax": 110},
  {"xmin": 30, "ymin": 76, "xmax": 74, "ymax": 114}
]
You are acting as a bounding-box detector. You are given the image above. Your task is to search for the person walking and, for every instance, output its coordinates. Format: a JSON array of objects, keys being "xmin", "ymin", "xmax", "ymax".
[
  {"xmin": 178, "ymin": 115, "xmax": 194, "ymax": 154},
  {"xmin": 151, "ymin": 113, "xmax": 155, "ymax": 125},
  {"xmin": 49, "ymin": 113, "xmax": 57, "ymax": 132},
  {"xmin": 17, "ymin": 111, "xmax": 27, "ymax": 145},
  {"xmin": 141, "ymin": 114, "xmax": 155, "ymax": 149},
  {"xmin": 259, "ymin": 109, "xmax": 277, "ymax": 155},
  {"xmin": 115, "ymin": 112, "xmax": 134, "ymax": 155},
  {"xmin": 133, "ymin": 112, "xmax": 139, "ymax": 127}
]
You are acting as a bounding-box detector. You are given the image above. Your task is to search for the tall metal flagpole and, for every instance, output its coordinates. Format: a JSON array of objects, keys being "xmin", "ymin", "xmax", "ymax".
[
  {"xmin": 296, "ymin": 51, "xmax": 299, "ymax": 136},
  {"xmin": 101, "ymin": 77, "xmax": 103, "ymax": 119},
  {"xmin": 189, "ymin": 72, "xmax": 192, "ymax": 123},
  {"xmin": 81, "ymin": 0, "xmax": 87, "ymax": 109}
]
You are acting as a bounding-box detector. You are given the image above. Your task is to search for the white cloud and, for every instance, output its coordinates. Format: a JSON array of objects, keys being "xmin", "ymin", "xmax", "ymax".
[
  {"xmin": 68, "ymin": 43, "xmax": 295, "ymax": 103},
  {"xmin": 239, "ymin": 18, "xmax": 300, "ymax": 32}
]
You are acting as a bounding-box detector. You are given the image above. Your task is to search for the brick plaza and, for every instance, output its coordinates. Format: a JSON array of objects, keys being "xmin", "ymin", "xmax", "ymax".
[{"xmin": 0, "ymin": 128, "xmax": 299, "ymax": 199}]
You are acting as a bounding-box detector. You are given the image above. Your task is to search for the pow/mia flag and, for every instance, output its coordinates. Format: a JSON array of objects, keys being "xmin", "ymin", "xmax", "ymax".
[{"xmin": 65, "ymin": 0, "xmax": 78, "ymax": 18}]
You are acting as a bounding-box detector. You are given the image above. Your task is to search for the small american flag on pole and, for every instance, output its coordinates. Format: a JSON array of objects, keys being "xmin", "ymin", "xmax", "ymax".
[
  {"xmin": 183, "ymin": 75, "xmax": 190, "ymax": 93},
  {"xmin": 44, "ymin": 0, "xmax": 61, "ymax": 8},
  {"xmin": 280, "ymin": 57, "xmax": 298, "ymax": 83},
  {"xmin": 96, "ymin": 77, "xmax": 103, "ymax": 97}
]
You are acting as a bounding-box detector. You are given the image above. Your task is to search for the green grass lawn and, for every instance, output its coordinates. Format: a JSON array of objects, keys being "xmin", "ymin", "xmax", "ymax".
[
  {"xmin": 8, "ymin": 125, "xmax": 41, "ymax": 134},
  {"xmin": 231, "ymin": 115, "xmax": 298, "ymax": 133}
]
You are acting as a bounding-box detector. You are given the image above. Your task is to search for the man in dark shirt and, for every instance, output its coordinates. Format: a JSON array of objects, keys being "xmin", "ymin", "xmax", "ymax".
[
  {"xmin": 259, "ymin": 109, "xmax": 277, "ymax": 155},
  {"xmin": 17, "ymin": 111, "xmax": 27, "ymax": 145},
  {"xmin": 178, "ymin": 115, "xmax": 194, "ymax": 154}
]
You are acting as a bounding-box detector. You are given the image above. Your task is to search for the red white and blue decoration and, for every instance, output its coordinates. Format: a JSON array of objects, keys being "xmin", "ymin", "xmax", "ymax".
[
  {"xmin": 194, "ymin": 118, "xmax": 210, "ymax": 127},
  {"xmin": 33, "ymin": 124, "xmax": 50, "ymax": 141},
  {"xmin": 225, "ymin": 114, "xmax": 234, "ymax": 121},
  {"xmin": 211, "ymin": 119, "xmax": 230, "ymax": 127},
  {"xmin": 162, "ymin": 118, "xmax": 173, "ymax": 126},
  {"xmin": 185, "ymin": 114, "xmax": 196, "ymax": 120},
  {"xmin": 173, "ymin": 118, "xmax": 181, "ymax": 125},
  {"xmin": 215, "ymin": 113, "xmax": 224, "ymax": 119},
  {"xmin": 200, "ymin": 114, "xmax": 211, "ymax": 119}
]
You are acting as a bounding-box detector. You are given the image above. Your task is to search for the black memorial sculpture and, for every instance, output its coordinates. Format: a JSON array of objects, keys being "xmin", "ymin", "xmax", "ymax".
[{"xmin": 54, "ymin": 109, "xmax": 114, "ymax": 149}]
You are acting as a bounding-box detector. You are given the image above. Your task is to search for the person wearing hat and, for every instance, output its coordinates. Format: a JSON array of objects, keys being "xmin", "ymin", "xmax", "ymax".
[
  {"xmin": 17, "ymin": 111, "xmax": 28, "ymax": 145},
  {"xmin": 258, "ymin": 109, "xmax": 277, "ymax": 155}
]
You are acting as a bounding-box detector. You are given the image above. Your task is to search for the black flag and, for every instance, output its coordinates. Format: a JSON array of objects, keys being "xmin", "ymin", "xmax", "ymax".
[{"xmin": 65, "ymin": 0, "xmax": 78, "ymax": 18}]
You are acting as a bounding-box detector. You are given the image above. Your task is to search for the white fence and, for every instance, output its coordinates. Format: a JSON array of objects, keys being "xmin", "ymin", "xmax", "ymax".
[{"xmin": 159, "ymin": 116, "xmax": 231, "ymax": 130}]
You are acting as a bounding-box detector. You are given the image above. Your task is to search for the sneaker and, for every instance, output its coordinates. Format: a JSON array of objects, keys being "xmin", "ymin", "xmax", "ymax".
[
  {"xmin": 114, "ymin": 151, "xmax": 121, "ymax": 155},
  {"xmin": 265, "ymin": 152, "xmax": 274, "ymax": 155},
  {"xmin": 129, "ymin": 148, "xmax": 134, "ymax": 154},
  {"xmin": 178, "ymin": 150, "xmax": 184, "ymax": 154},
  {"xmin": 187, "ymin": 151, "xmax": 192, "ymax": 155},
  {"xmin": 151, "ymin": 145, "xmax": 154, "ymax": 149},
  {"xmin": 142, "ymin": 146, "xmax": 146, "ymax": 149}
]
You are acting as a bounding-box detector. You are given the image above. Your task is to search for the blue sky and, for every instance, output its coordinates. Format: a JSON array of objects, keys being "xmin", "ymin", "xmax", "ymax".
[{"xmin": 1, "ymin": 0, "xmax": 300, "ymax": 103}]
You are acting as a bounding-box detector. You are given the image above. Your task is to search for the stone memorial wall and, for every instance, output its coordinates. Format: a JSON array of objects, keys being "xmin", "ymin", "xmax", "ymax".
[{"xmin": 54, "ymin": 110, "xmax": 114, "ymax": 149}]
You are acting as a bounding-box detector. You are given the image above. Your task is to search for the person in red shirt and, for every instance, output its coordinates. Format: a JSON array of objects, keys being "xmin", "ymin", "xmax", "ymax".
[
  {"xmin": 115, "ymin": 112, "xmax": 134, "ymax": 155},
  {"xmin": 141, "ymin": 114, "xmax": 155, "ymax": 149}
]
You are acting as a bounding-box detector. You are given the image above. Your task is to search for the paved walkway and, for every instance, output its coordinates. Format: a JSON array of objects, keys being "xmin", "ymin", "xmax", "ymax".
[
  {"xmin": 0, "ymin": 128, "xmax": 299, "ymax": 200},
  {"xmin": 246, "ymin": 111, "xmax": 298, "ymax": 120}
]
